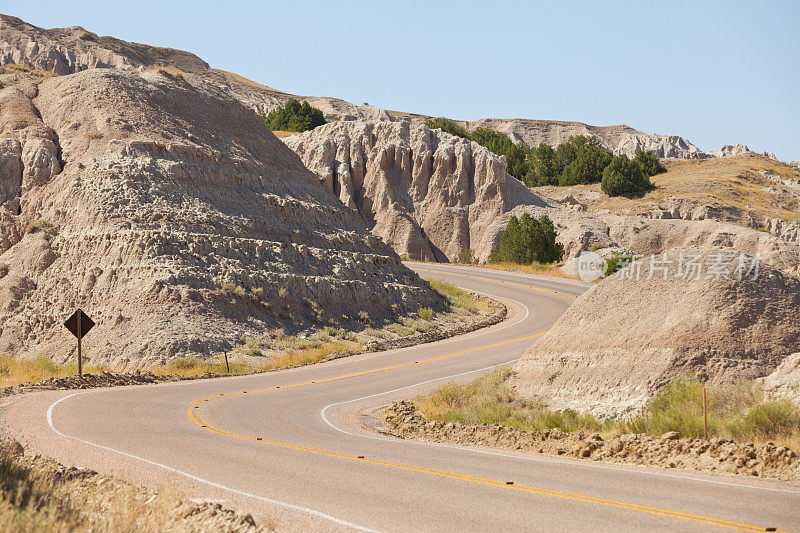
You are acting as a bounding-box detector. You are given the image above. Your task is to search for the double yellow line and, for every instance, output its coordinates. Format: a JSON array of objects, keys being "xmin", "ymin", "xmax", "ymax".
[{"xmin": 187, "ymin": 274, "xmax": 786, "ymax": 532}]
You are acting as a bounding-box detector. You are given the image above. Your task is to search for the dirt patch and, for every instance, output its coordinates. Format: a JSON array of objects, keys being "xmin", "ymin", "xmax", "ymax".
[{"xmin": 384, "ymin": 401, "xmax": 800, "ymax": 482}]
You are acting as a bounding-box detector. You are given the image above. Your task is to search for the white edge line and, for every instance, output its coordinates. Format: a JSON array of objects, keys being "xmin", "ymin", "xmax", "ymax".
[
  {"xmin": 46, "ymin": 393, "xmax": 380, "ymax": 533},
  {"xmin": 320, "ymin": 365, "xmax": 800, "ymax": 496}
]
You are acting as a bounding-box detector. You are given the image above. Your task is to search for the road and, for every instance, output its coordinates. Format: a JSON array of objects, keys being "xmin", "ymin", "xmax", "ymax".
[{"xmin": 3, "ymin": 263, "xmax": 799, "ymax": 532}]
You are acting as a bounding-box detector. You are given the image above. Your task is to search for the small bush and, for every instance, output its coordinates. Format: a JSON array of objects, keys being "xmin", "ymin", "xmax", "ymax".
[
  {"xmin": 249, "ymin": 287, "xmax": 264, "ymax": 300},
  {"xmin": 589, "ymin": 242, "xmax": 607, "ymax": 252},
  {"xmin": 453, "ymin": 248, "xmax": 477, "ymax": 264},
  {"xmin": 85, "ymin": 129, "xmax": 103, "ymax": 139},
  {"xmin": 398, "ymin": 253, "xmax": 411, "ymax": 261},
  {"xmin": 79, "ymin": 32, "xmax": 97, "ymax": 41},
  {"xmin": 424, "ymin": 118, "xmax": 469, "ymax": 139},
  {"xmin": 0, "ymin": 263, "xmax": 8, "ymax": 278},
  {"xmin": 263, "ymin": 99, "xmax": 325, "ymax": 133},
  {"xmin": 489, "ymin": 213, "xmax": 563, "ymax": 265},
  {"xmin": 756, "ymin": 226, "xmax": 770, "ymax": 233},
  {"xmin": 220, "ymin": 282, "xmax": 246, "ymax": 298},
  {"xmin": 277, "ymin": 287, "xmax": 288, "ymax": 298},
  {"xmin": 601, "ymin": 154, "xmax": 653, "ymax": 196},
  {"xmin": 356, "ymin": 310, "xmax": 371, "ymax": 325},
  {"xmin": 633, "ymin": 149, "xmax": 667, "ymax": 177},
  {"xmin": 24, "ymin": 220, "xmax": 53, "ymax": 235},
  {"xmin": 604, "ymin": 252, "xmax": 636, "ymax": 276},
  {"xmin": 728, "ymin": 400, "xmax": 800, "ymax": 441},
  {"xmin": 384, "ymin": 323, "xmax": 415, "ymax": 337},
  {"xmin": 417, "ymin": 307, "xmax": 434, "ymax": 320}
]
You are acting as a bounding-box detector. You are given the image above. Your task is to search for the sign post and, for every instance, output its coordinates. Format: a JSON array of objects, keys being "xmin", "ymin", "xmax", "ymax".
[{"xmin": 64, "ymin": 309, "xmax": 95, "ymax": 378}]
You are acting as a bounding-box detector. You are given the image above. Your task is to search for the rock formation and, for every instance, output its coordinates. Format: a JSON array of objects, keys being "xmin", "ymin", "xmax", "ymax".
[
  {"xmin": 285, "ymin": 120, "xmax": 546, "ymax": 261},
  {"xmin": 511, "ymin": 249, "xmax": 800, "ymax": 418},
  {"xmin": 0, "ymin": 68, "xmax": 441, "ymax": 369}
]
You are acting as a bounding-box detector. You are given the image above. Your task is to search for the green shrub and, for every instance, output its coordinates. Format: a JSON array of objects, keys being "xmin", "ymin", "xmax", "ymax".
[
  {"xmin": 557, "ymin": 137, "xmax": 613, "ymax": 186},
  {"xmin": 417, "ymin": 307, "xmax": 434, "ymax": 320},
  {"xmin": 633, "ymin": 149, "xmax": 667, "ymax": 177},
  {"xmin": 79, "ymin": 32, "xmax": 97, "ymax": 41},
  {"xmin": 589, "ymin": 242, "xmax": 607, "ymax": 252},
  {"xmin": 398, "ymin": 253, "xmax": 411, "ymax": 261},
  {"xmin": 470, "ymin": 128, "xmax": 530, "ymax": 181},
  {"xmin": 490, "ymin": 213, "xmax": 563, "ymax": 265},
  {"xmin": 527, "ymin": 143, "xmax": 558, "ymax": 185},
  {"xmin": 728, "ymin": 400, "xmax": 800, "ymax": 441},
  {"xmin": 601, "ymin": 154, "xmax": 653, "ymax": 196},
  {"xmin": 453, "ymin": 248, "xmax": 477, "ymax": 264},
  {"xmin": 220, "ymin": 282, "xmax": 246, "ymax": 297},
  {"xmin": 264, "ymin": 98, "xmax": 325, "ymax": 132},
  {"xmin": 425, "ymin": 117, "xmax": 469, "ymax": 139},
  {"xmin": 604, "ymin": 252, "xmax": 637, "ymax": 276}
]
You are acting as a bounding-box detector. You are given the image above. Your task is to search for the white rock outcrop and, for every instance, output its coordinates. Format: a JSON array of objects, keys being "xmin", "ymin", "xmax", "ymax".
[{"xmin": 285, "ymin": 120, "xmax": 546, "ymax": 261}]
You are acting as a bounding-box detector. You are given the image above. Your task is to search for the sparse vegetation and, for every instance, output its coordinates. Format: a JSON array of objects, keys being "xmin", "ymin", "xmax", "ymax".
[
  {"xmin": 589, "ymin": 241, "xmax": 608, "ymax": 252},
  {"xmin": 417, "ymin": 307, "xmax": 434, "ymax": 320},
  {"xmin": 399, "ymin": 253, "xmax": 411, "ymax": 261},
  {"xmin": 415, "ymin": 367, "xmax": 606, "ymax": 433},
  {"xmin": 628, "ymin": 379, "xmax": 800, "ymax": 450},
  {"xmin": 220, "ymin": 281, "xmax": 247, "ymax": 298},
  {"xmin": 84, "ymin": 129, "xmax": 103, "ymax": 139},
  {"xmin": 0, "ymin": 263, "xmax": 8, "ymax": 279},
  {"xmin": 79, "ymin": 32, "xmax": 97, "ymax": 41},
  {"xmin": 263, "ymin": 98, "xmax": 325, "ymax": 133},
  {"xmin": 414, "ymin": 370, "xmax": 800, "ymax": 452},
  {"xmin": 24, "ymin": 219, "xmax": 54, "ymax": 235},
  {"xmin": 453, "ymin": 248, "xmax": 478, "ymax": 264},
  {"xmin": 489, "ymin": 213, "xmax": 563, "ymax": 265}
]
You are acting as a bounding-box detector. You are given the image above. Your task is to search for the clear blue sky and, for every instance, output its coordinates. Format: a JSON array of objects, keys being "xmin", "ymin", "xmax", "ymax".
[{"xmin": 8, "ymin": 1, "xmax": 800, "ymax": 160}]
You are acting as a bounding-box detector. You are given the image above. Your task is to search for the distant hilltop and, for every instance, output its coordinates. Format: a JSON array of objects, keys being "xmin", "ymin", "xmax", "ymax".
[{"xmin": 0, "ymin": 13, "xmax": 776, "ymax": 160}]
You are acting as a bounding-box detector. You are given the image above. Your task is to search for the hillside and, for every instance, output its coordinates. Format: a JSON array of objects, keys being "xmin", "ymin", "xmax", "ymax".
[
  {"xmin": 537, "ymin": 154, "xmax": 800, "ymax": 243},
  {"xmin": 0, "ymin": 13, "xmax": 761, "ymax": 160},
  {"xmin": 0, "ymin": 67, "xmax": 440, "ymax": 369}
]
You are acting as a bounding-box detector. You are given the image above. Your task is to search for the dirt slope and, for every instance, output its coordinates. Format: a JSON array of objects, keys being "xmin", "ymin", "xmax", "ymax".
[
  {"xmin": 512, "ymin": 249, "xmax": 800, "ymax": 418},
  {"xmin": 0, "ymin": 68, "xmax": 440, "ymax": 369}
]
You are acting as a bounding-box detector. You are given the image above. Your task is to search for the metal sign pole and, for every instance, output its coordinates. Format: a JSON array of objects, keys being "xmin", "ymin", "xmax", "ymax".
[{"xmin": 77, "ymin": 311, "xmax": 83, "ymax": 378}]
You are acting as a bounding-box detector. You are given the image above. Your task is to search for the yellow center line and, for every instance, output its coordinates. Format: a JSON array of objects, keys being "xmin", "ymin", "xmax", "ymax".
[
  {"xmin": 416, "ymin": 267, "xmax": 580, "ymax": 299},
  {"xmin": 186, "ymin": 272, "xmax": 784, "ymax": 533}
]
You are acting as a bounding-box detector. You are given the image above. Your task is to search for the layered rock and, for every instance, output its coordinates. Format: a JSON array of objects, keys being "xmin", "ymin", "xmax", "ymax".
[
  {"xmin": 0, "ymin": 68, "xmax": 440, "ymax": 369},
  {"xmin": 512, "ymin": 249, "xmax": 800, "ymax": 418},
  {"xmin": 284, "ymin": 120, "xmax": 545, "ymax": 261}
]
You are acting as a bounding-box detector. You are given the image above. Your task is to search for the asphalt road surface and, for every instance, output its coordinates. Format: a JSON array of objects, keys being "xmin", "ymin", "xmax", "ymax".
[{"xmin": 4, "ymin": 263, "xmax": 799, "ymax": 532}]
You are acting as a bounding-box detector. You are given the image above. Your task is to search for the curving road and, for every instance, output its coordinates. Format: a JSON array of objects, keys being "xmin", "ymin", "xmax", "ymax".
[{"xmin": 3, "ymin": 263, "xmax": 799, "ymax": 532}]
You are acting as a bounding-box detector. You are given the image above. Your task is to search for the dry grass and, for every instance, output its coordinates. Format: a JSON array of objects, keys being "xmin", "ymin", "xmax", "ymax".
[
  {"xmin": 479, "ymin": 261, "xmax": 578, "ymax": 280},
  {"xmin": 0, "ymin": 355, "xmax": 108, "ymax": 388},
  {"xmin": 415, "ymin": 368, "xmax": 800, "ymax": 452},
  {"xmin": 270, "ymin": 130, "xmax": 298, "ymax": 138}
]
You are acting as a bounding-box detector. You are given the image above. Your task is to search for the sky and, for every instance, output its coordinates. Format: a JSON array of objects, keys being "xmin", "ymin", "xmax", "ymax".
[{"xmin": 7, "ymin": 1, "xmax": 799, "ymax": 160}]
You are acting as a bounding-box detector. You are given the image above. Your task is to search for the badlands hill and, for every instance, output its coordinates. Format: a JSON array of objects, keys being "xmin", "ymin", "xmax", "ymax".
[
  {"xmin": 0, "ymin": 13, "xmax": 754, "ymax": 159},
  {"xmin": 0, "ymin": 67, "xmax": 440, "ymax": 369},
  {"xmin": 285, "ymin": 120, "xmax": 545, "ymax": 261},
  {"xmin": 512, "ymin": 249, "xmax": 800, "ymax": 418}
]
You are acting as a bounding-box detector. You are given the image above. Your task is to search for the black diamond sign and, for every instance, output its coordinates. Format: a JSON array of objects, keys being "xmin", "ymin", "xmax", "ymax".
[{"xmin": 64, "ymin": 309, "xmax": 95, "ymax": 339}]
